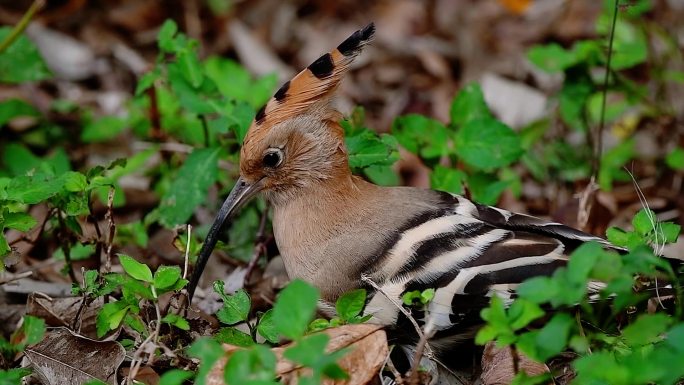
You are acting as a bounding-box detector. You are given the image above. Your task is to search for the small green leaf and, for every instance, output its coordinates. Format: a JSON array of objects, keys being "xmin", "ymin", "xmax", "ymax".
[
  {"xmin": 430, "ymin": 166, "xmax": 465, "ymax": 195},
  {"xmin": 527, "ymin": 43, "xmax": 579, "ymax": 73},
  {"xmin": 391, "ymin": 114, "xmax": 449, "ymax": 159},
  {"xmin": 632, "ymin": 208, "xmax": 656, "ymax": 236},
  {"xmin": 159, "ymin": 369, "xmax": 194, "ymax": 385},
  {"xmin": 455, "ymin": 118, "xmax": 523, "ymax": 171},
  {"xmin": 214, "ymin": 327, "xmax": 255, "ymax": 347},
  {"xmin": 660, "ymin": 222, "xmax": 681, "ymax": 244},
  {"xmin": 158, "ymin": 20, "xmax": 179, "ymax": 53},
  {"xmin": 96, "ymin": 300, "xmax": 129, "ymax": 337},
  {"xmin": 188, "ymin": 338, "xmax": 225, "ymax": 385},
  {"xmin": 346, "ymin": 132, "xmax": 399, "ymax": 169},
  {"xmin": 154, "ymin": 265, "xmax": 182, "ymax": 290},
  {"xmin": 257, "ymin": 309, "xmax": 279, "ymax": 343},
  {"xmin": 223, "ymin": 345, "xmax": 278, "ymax": 385},
  {"xmin": 81, "ymin": 116, "xmax": 127, "ymax": 143},
  {"xmin": 335, "ymin": 289, "xmax": 367, "ymax": 321},
  {"xmin": 507, "ymin": 299, "xmax": 545, "ymax": 331},
  {"xmin": 0, "ymin": 368, "xmax": 33, "ymax": 384},
  {"xmin": 10, "ymin": 315, "xmax": 45, "ymax": 350},
  {"xmin": 283, "ymin": 333, "xmax": 330, "ymax": 367},
  {"xmin": 666, "ymin": 147, "xmax": 684, "ymax": 170},
  {"xmin": 0, "ymin": 99, "xmax": 39, "ymax": 127},
  {"xmin": 273, "ymin": 279, "xmax": 319, "ymax": 340},
  {"xmin": 214, "ymin": 282, "xmax": 251, "ymax": 325},
  {"xmin": 308, "ymin": 318, "xmax": 330, "ymax": 332},
  {"xmin": 118, "ymin": 255, "xmax": 153, "ymax": 283},
  {"xmin": 178, "ymin": 50, "xmax": 204, "ymax": 88},
  {"xmin": 622, "ymin": 314, "xmax": 672, "ymax": 347},
  {"xmin": 161, "ymin": 314, "xmax": 190, "ymax": 331}
]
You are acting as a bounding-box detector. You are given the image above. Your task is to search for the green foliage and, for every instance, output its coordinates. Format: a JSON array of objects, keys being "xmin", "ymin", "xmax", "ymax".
[
  {"xmin": 0, "ymin": 315, "xmax": 46, "ymax": 364},
  {"xmin": 0, "ymin": 368, "xmax": 33, "ymax": 385},
  {"xmin": 477, "ymin": 211, "xmax": 683, "ymax": 384},
  {"xmin": 0, "ymin": 27, "xmax": 51, "ymax": 83}
]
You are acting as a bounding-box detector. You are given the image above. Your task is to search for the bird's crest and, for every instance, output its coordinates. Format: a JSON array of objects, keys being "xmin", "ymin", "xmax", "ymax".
[{"xmin": 242, "ymin": 23, "xmax": 375, "ymax": 148}]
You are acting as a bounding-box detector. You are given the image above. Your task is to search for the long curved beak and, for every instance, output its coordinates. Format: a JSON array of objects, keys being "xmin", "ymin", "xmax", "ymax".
[{"xmin": 187, "ymin": 176, "xmax": 263, "ymax": 300}]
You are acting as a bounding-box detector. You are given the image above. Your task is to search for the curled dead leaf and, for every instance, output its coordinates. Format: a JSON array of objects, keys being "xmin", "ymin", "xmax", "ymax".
[{"xmin": 207, "ymin": 324, "xmax": 388, "ymax": 385}]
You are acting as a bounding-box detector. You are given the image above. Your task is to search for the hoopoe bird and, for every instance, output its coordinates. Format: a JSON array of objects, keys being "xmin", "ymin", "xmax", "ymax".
[{"xmin": 187, "ymin": 23, "xmax": 617, "ymax": 366}]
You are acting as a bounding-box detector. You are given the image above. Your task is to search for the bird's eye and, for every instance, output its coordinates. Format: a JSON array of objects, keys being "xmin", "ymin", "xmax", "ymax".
[{"xmin": 263, "ymin": 149, "xmax": 283, "ymax": 168}]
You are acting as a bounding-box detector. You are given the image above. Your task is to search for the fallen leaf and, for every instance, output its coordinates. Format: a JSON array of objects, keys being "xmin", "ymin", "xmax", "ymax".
[
  {"xmin": 25, "ymin": 327, "xmax": 125, "ymax": 385},
  {"xmin": 207, "ymin": 324, "xmax": 388, "ymax": 385},
  {"xmin": 27, "ymin": 293, "xmax": 103, "ymax": 339},
  {"xmin": 480, "ymin": 342, "xmax": 550, "ymax": 385}
]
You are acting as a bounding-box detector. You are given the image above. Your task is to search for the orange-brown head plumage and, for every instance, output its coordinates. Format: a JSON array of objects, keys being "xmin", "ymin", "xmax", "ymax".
[{"xmin": 238, "ymin": 23, "xmax": 375, "ymax": 202}]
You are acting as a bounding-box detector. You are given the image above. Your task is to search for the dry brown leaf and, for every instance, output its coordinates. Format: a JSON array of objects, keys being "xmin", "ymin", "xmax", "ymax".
[
  {"xmin": 25, "ymin": 327, "xmax": 125, "ymax": 385},
  {"xmin": 480, "ymin": 342, "xmax": 550, "ymax": 385},
  {"xmin": 207, "ymin": 324, "xmax": 388, "ymax": 385},
  {"xmin": 27, "ymin": 293, "xmax": 103, "ymax": 339}
]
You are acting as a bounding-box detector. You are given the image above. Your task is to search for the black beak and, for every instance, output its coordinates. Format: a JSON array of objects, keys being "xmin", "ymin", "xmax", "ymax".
[{"xmin": 186, "ymin": 177, "xmax": 262, "ymax": 301}]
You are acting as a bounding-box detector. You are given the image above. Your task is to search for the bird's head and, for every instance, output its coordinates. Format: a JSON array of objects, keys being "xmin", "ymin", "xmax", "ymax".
[{"xmin": 187, "ymin": 23, "xmax": 375, "ymax": 299}]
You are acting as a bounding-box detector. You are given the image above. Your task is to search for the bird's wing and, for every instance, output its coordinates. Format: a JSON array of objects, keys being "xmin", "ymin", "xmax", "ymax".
[{"xmin": 364, "ymin": 193, "xmax": 616, "ymax": 345}]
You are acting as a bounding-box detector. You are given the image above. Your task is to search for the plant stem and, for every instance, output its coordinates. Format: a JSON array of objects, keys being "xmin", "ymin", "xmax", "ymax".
[{"xmin": 0, "ymin": 0, "xmax": 46, "ymax": 54}]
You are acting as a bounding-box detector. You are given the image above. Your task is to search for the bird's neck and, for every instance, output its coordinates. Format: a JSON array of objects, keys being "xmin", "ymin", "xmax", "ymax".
[{"xmin": 270, "ymin": 172, "xmax": 378, "ymax": 298}]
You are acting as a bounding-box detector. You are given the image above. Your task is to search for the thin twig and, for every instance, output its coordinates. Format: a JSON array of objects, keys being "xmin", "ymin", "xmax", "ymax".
[
  {"xmin": 0, "ymin": 271, "xmax": 33, "ymax": 285},
  {"xmin": 104, "ymin": 188, "xmax": 116, "ymax": 274},
  {"xmin": 183, "ymin": 224, "xmax": 192, "ymax": 280},
  {"xmin": 0, "ymin": 0, "xmax": 45, "ymax": 54},
  {"xmin": 243, "ymin": 203, "xmax": 270, "ymax": 286}
]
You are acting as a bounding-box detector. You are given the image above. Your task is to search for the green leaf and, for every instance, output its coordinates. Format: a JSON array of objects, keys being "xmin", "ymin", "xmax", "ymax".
[
  {"xmin": 363, "ymin": 164, "xmax": 399, "ymax": 186},
  {"xmin": 153, "ymin": 265, "xmax": 182, "ymax": 290},
  {"xmin": 161, "ymin": 314, "xmax": 190, "ymax": 331},
  {"xmin": 158, "ymin": 19, "xmax": 179, "ymax": 53},
  {"xmin": 455, "ymin": 118, "xmax": 523, "ymax": 171},
  {"xmin": 0, "ymin": 28, "xmax": 51, "ymax": 83},
  {"xmin": 158, "ymin": 148, "xmax": 220, "ymax": 227},
  {"xmin": 0, "ymin": 99, "xmax": 39, "ymax": 127},
  {"xmin": 632, "ymin": 208, "xmax": 656, "ymax": 236},
  {"xmin": 335, "ymin": 289, "xmax": 366, "ymax": 322},
  {"xmin": 559, "ymin": 77, "xmax": 593, "ymax": 131},
  {"xmin": 666, "ymin": 147, "xmax": 684, "ymax": 171},
  {"xmin": 660, "ymin": 222, "xmax": 681, "ymax": 244},
  {"xmin": 308, "ymin": 318, "xmax": 330, "ymax": 332},
  {"xmin": 346, "ymin": 132, "xmax": 399, "ymax": 169},
  {"xmin": 204, "ymin": 57, "xmax": 277, "ymax": 108},
  {"xmin": 10, "ymin": 315, "xmax": 45, "ymax": 350},
  {"xmin": 599, "ymin": 139, "xmax": 635, "ymax": 191},
  {"xmin": 96, "ymin": 300, "xmax": 129, "ymax": 337},
  {"xmin": 3, "ymin": 212, "xmax": 36, "ymax": 232},
  {"xmin": 178, "ymin": 49, "xmax": 204, "ymax": 88},
  {"xmin": 214, "ymin": 327, "xmax": 255, "ymax": 347},
  {"xmin": 257, "ymin": 309, "xmax": 279, "ymax": 344},
  {"xmin": 223, "ymin": 345, "xmax": 278, "ymax": 385},
  {"xmin": 6, "ymin": 174, "xmax": 64, "ymax": 204},
  {"xmin": 188, "ymin": 338, "xmax": 225, "ymax": 385},
  {"xmin": 450, "ymin": 83, "xmax": 492, "ymax": 126},
  {"xmin": 81, "ymin": 116, "xmax": 127, "ymax": 143},
  {"xmin": 622, "ymin": 314, "xmax": 672, "ymax": 347},
  {"xmin": 430, "ymin": 165, "xmax": 465, "ymax": 194},
  {"xmin": 214, "ymin": 282, "xmax": 251, "ymax": 325},
  {"xmin": 597, "ymin": 17, "xmax": 648, "ymax": 70},
  {"xmin": 391, "ymin": 114, "xmax": 450, "ymax": 159},
  {"xmin": 517, "ymin": 313, "xmax": 574, "ymax": 362},
  {"xmin": 467, "ymin": 172, "xmax": 510, "ymax": 205},
  {"xmin": 159, "ymin": 369, "xmax": 194, "ymax": 385},
  {"xmin": 527, "ymin": 43, "xmax": 579, "ymax": 73},
  {"xmin": 273, "ymin": 279, "xmax": 320, "ymax": 340},
  {"xmin": 507, "ymin": 299, "xmax": 544, "ymax": 331},
  {"xmin": 283, "ymin": 333, "xmax": 330, "ymax": 367},
  {"xmin": 118, "ymin": 255, "xmax": 153, "ymax": 283},
  {"xmin": 62, "ymin": 171, "xmax": 88, "ymax": 192},
  {"xmin": 0, "ymin": 368, "xmax": 33, "ymax": 385}
]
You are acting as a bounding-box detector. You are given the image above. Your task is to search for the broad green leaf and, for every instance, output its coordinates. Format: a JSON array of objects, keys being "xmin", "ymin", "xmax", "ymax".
[
  {"xmin": 10, "ymin": 315, "xmax": 45, "ymax": 350},
  {"xmin": 622, "ymin": 314, "xmax": 672, "ymax": 347},
  {"xmin": 158, "ymin": 20, "xmax": 179, "ymax": 53},
  {"xmin": 660, "ymin": 222, "xmax": 681, "ymax": 244},
  {"xmin": 363, "ymin": 164, "xmax": 399, "ymax": 186},
  {"xmin": 62, "ymin": 171, "xmax": 88, "ymax": 192},
  {"xmin": 3, "ymin": 212, "xmax": 36, "ymax": 232},
  {"xmin": 450, "ymin": 83, "xmax": 492, "ymax": 126},
  {"xmin": 273, "ymin": 279, "xmax": 319, "ymax": 340},
  {"xmin": 467, "ymin": 172, "xmax": 510, "ymax": 205},
  {"xmin": 335, "ymin": 289, "xmax": 366, "ymax": 321},
  {"xmin": 0, "ymin": 28, "xmax": 51, "ymax": 83},
  {"xmin": 158, "ymin": 148, "xmax": 220, "ymax": 227},
  {"xmin": 391, "ymin": 114, "xmax": 449, "ymax": 159},
  {"xmin": 96, "ymin": 300, "xmax": 128, "ymax": 337},
  {"xmin": 0, "ymin": 99, "xmax": 39, "ymax": 127},
  {"xmin": 159, "ymin": 369, "xmax": 194, "ymax": 385},
  {"xmin": 507, "ymin": 299, "xmax": 545, "ymax": 331},
  {"xmin": 178, "ymin": 49, "xmax": 204, "ymax": 88},
  {"xmin": 214, "ymin": 327, "xmax": 254, "ymax": 347},
  {"xmin": 455, "ymin": 118, "xmax": 523, "ymax": 171},
  {"xmin": 598, "ymin": 139, "xmax": 635, "ymax": 191},
  {"xmin": 430, "ymin": 165, "xmax": 465, "ymax": 194},
  {"xmin": 517, "ymin": 313, "xmax": 574, "ymax": 362},
  {"xmin": 214, "ymin": 284, "xmax": 251, "ymax": 325},
  {"xmin": 81, "ymin": 116, "xmax": 127, "ymax": 143},
  {"xmin": 559, "ymin": 77, "xmax": 592, "ymax": 131},
  {"xmin": 257, "ymin": 309, "xmax": 279, "ymax": 343},
  {"xmin": 597, "ymin": 17, "xmax": 648, "ymax": 70},
  {"xmin": 118, "ymin": 255, "xmax": 153, "ymax": 283},
  {"xmin": 6, "ymin": 174, "xmax": 64, "ymax": 204},
  {"xmin": 161, "ymin": 314, "xmax": 190, "ymax": 330},
  {"xmin": 517, "ymin": 276, "xmax": 560, "ymax": 304},
  {"xmin": 153, "ymin": 265, "xmax": 182, "ymax": 290},
  {"xmin": 0, "ymin": 368, "xmax": 32, "ymax": 384},
  {"xmin": 283, "ymin": 333, "xmax": 330, "ymax": 367},
  {"xmin": 204, "ymin": 57, "xmax": 277, "ymax": 108}
]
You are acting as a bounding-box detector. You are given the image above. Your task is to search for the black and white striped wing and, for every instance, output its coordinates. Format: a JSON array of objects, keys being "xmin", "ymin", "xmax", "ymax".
[{"xmin": 364, "ymin": 194, "xmax": 615, "ymax": 349}]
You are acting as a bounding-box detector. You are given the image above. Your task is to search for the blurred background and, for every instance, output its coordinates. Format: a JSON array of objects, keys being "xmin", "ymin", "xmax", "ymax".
[{"xmin": 1, "ymin": 0, "xmax": 684, "ymax": 295}]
